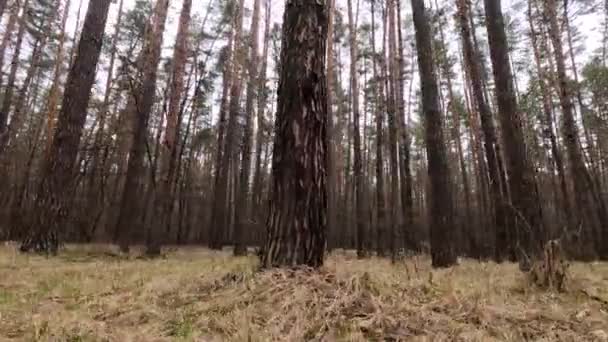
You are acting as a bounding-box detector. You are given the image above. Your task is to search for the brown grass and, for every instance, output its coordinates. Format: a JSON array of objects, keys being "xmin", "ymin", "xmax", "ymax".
[{"xmin": 1, "ymin": 244, "xmax": 607, "ymax": 341}]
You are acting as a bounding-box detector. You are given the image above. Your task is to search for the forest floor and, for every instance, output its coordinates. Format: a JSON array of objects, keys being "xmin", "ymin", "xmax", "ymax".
[{"xmin": 1, "ymin": 244, "xmax": 608, "ymax": 341}]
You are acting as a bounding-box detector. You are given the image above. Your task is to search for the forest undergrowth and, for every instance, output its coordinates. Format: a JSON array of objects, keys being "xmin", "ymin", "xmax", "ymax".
[{"xmin": 1, "ymin": 244, "xmax": 607, "ymax": 341}]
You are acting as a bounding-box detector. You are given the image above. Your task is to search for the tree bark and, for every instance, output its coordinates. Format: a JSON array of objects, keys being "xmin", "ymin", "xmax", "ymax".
[
  {"xmin": 544, "ymin": 0, "xmax": 608, "ymax": 258},
  {"xmin": 234, "ymin": 0, "xmax": 261, "ymax": 256},
  {"xmin": 457, "ymin": 0, "xmax": 509, "ymax": 260},
  {"xmin": 20, "ymin": 0, "xmax": 112, "ymax": 253},
  {"xmin": 347, "ymin": 0, "xmax": 366, "ymax": 258},
  {"xmin": 151, "ymin": 0, "xmax": 192, "ymax": 256},
  {"xmin": 260, "ymin": 0, "xmax": 328, "ymax": 268},
  {"xmin": 210, "ymin": 0, "xmax": 245, "ymax": 250},
  {"xmin": 484, "ymin": 0, "xmax": 545, "ymax": 261},
  {"xmin": 411, "ymin": 0, "xmax": 456, "ymax": 267},
  {"xmin": 116, "ymin": 0, "xmax": 170, "ymax": 253}
]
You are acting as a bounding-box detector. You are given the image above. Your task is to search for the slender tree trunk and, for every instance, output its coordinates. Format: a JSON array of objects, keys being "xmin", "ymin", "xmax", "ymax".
[
  {"xmin": 484, "ymin": 0, "xmax": 545, "ymax": 262},
  {"xmin": 252, "ymin": 0, "xmax": 271, "ymax": 225},
  {"xmin": 44, "ymin": 0, "xmax": 72, "ymax": 152},
  {"xmin": 325, "ymin": 0, "xmax": 338, "ymax": 251},
  {"xmin": 116, "ymin": 0, "xmax": 170, "ymax": 253},
  {"xmin": 371, "ymin": 0, "xmax": 386, "ymax": 257},
  {"xmin": 0, "ymin": 0, "xmax": 29, "ymax": 148},
  {"xmin": 0, "ymin": 1, "xmax": 19, "ymax": 88},
  {"xmin": 545, "ymin": 0, "xmax": 608, "ymax": 258},
  {"xmin": 347, "ymin": 0, "xmax": 366, "ymax": 258},
  {"xmin": 457, "ymin": 0, "xmax": 508, "ymax": 260},
  {"xmin": 384, "ymin": 2, "xmax": 400, "ymax": 258},
  {"xmin": 210, "ymin": 0, "xmax": 245, "ymax": 250},
  {"xmin": 411, "ymin": 0, "xmax": 456, "ymax": 267},
  {"xmin": 395, "ymin": 0, "xmax": 414, "ymax": 248},
  {"xmin": 526, "ymin": 0, "xmax": 572, "ymax": 234},
  {"xmin": 233, "ymin": 0, "xmax": 261, "ymax": 255}
]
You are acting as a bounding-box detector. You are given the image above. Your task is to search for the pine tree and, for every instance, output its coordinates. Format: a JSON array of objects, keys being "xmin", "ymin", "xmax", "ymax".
[{"xmin": 260, "ymin": 0, "xmax": 328, "ymax": 268}]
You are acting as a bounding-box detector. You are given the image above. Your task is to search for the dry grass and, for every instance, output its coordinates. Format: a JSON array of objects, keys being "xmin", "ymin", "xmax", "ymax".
[{"xmin": 1, "ymin": 244, "xmax": 607, "ymax": 341}]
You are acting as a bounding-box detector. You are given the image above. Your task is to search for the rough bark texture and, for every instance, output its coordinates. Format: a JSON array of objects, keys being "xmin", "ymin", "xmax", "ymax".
[
  {"xmin": 411, "ymin": 0, "xmax": 456, "ymax": 268},
  {"xmin": 260, "ymin": 0, "xmax": 328, "ymax": 269},
  {"xmin": 20, "ymin": 0, "xmax": 112, "ymax": 253},
  {"xmin": 484, "ymin": 0, "xmax": 545, "ymax": 261}
]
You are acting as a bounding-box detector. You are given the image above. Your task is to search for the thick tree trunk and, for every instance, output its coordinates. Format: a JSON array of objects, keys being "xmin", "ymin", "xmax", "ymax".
[
  {"xmin": 411, "ymin": 0, "xmax": 456, "ymax": 267},
  {"xmin": 20, "ymin": 0, "xmax": 112, "ymax": 253},
  {"xmin": 260, "ymin": 0, "xmax": 328, "ymax": 268}
]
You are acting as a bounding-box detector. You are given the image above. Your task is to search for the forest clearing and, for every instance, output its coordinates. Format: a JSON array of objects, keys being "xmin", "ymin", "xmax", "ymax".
[{"xmin": 1, "ymin": 244, "xmax": 607, "ymax": 341}]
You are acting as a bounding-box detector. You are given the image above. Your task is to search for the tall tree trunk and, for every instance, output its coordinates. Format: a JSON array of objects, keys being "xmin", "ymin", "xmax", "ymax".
[
  {"xmin": 19, "ymin": 0, "xmax": 112, "ymax": 253},
  {"xmin": 384, "ymin": 2, "xmax": 400, "ymax": 258},
  {"xmin": 234, "ymin": 0, "xmax": 261, "ymax": 255},
  {"xmin": 116, "ymin": 0, "xmax": 170, "ymax": 253},
  {"xmin": 395, "ymin": 0, "xmax": 414, "ymax": 248},
  {"xmin": 545, "ymin": 0, "xmax": 608, "ymax": 258},
  {"xmin": 210, "ymin": 0, "xmax": 245, "ymax": 250},
  {"xmin": 484, "ymin": 0, "xmax": 545, "ymax": 262},
  {"xmin": 252, "ymin": 0, "xmax": 271, "ymax": 221},
  {"xmin": 411, "ymin": 0, "xmax": 456, "ymax": 267},
  {"xmin": 325, "ymin": 0, "xmax": 338, "ymax": 250},
  {"xmin": 435, "ymin": 0, "xmax": 472, "ymax": 255},
  {"xmin": 526, "ymin": 0, "xmax": 572, "ymax": 234},
  {"xmin": 260, "ymin": 0, "xmax": 328, "ymax": 268},
  {"xmin": 44, "ymin": 0, "xmax": 72, "ymax": 152},
  {"xmin": 371, "ymin": 0, "xmax": 386, "ymax": 257},
  {"xmin": 347, "ymin": 0, "xmax": 366, "ymax": 258},
  {"xmin": 150, "ymin": 0, "xmax": 192, "ymax": 255},
  {"xmin": 457, "ymin": 0, "xmax": 508, "ymax": 260}
]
